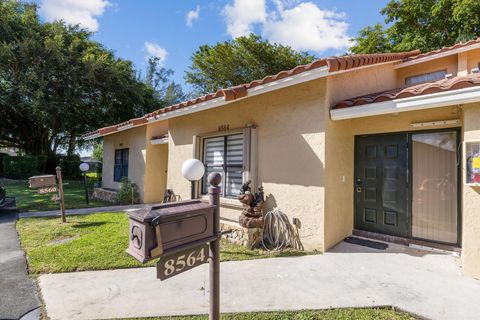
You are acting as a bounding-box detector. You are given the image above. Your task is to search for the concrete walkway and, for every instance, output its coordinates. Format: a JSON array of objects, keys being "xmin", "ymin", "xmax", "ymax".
[
  {"xmin": 0, "ymin": 212, "xmax": 40, "ymax": 319},
  {"xmin": 18, "ymin": 204, "xmax": 145, "ymax": 219},
  {"xmin": 39, "ymin": 241, "xmax": 480, "ymax": 320}
]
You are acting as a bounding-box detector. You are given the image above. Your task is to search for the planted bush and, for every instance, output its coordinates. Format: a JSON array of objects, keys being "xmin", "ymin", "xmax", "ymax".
[{"xmin": 117, "ymin": 177, "xmax": 140, "ymax": 204}]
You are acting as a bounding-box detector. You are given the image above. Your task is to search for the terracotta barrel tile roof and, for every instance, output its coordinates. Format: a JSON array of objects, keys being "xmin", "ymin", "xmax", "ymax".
[
  {"xmin": 82, "ymin": 50, "xmax": 421, "ymax": 139},
  {"xmin": 403, "ymin": 37, "xmax": 480, "ymax": 62},
  {"xmin": 333, "ymin": 74, "xmax": 480, "ymax": 109}
]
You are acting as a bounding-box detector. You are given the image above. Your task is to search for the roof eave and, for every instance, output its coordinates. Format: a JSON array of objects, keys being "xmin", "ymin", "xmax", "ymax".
[
  {"xmin": 330, "ymin": 86, "xmax": 480, "ymax": 120},
  {"xmin": 395, "ymin": 42, "xmax": 480, "ymax": 69}
]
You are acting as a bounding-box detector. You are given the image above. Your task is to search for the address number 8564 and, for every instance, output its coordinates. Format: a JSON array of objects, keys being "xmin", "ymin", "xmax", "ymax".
[{"xmin": 157, "ymin": 243, "xmax": 209, "ymax": 280}]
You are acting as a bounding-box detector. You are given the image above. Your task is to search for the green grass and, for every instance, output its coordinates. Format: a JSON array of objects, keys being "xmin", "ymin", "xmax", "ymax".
[
  {"xmin": 1, "ymin": 178, "xmax": 110, "ymax": 212},
  {"xmin": 17, "ymin": 212, "xmax": 313, "ymax": 274},
  {"xmin": 118, "ymin": 308, "xmax": 416, "ymax": 319}
]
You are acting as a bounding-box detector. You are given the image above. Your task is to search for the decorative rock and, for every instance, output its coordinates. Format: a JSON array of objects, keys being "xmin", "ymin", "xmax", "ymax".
[{"xmin": 92, "ymin": 188, "xmax": 118, "ymax": 203}]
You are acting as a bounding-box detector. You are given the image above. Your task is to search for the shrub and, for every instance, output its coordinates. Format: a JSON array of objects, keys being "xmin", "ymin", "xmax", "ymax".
[
  {"xmin": 117, "ymin": 177, "xmax": 140, "ymax": 204},
  {"xmin": 0, "ymin": 153, "xmax": 7, "ymax": 176},
  {"xmin": 59, "ymin": 155, "xmax": 82, "ymax": 179},
  {"xmin": 2, "ymin": 155, "xmax": 46, "ymax": 179}
]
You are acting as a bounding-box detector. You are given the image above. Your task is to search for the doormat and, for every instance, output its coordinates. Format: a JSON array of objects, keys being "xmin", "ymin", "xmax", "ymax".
[{"xmin": 344, "ymin": 236, "xmax": 388, "ymax": 250}]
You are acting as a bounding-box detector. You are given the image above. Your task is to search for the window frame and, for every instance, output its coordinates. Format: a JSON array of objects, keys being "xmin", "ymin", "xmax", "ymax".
[
  {"xmin": 195, "ymin": 125, "xmax": 257, "ymax": 200},
  {"xmin": 405, "ymin": 69, "xmax": 447, "ymax": 86},
  {"xmin": 201, "ymin": 133, "xmax": 244, "ymax": 198},
  {"xmin": 114, "ymin": 148, "xmax": 129, "ymax": 182}
]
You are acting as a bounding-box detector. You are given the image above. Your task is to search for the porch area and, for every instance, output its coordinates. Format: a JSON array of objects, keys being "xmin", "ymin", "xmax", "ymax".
[{"xmin": 324, "ymin": 103, "xmax": 480, "ymax": 278}]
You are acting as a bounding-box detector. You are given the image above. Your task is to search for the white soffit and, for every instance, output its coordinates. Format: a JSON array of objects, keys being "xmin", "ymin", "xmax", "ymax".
[{"xmin": 330, "ymin": 86, "xmax": 480, "ymax": 120}]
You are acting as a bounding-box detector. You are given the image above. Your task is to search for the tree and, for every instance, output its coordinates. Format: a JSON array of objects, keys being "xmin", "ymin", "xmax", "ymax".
[
  {"xmin": 185, "ymin": 34, "xmax": 315, "ymax": 94},
  {"xmin": 143, "ymin": 57, "xmax": 186, "ymax": 106},
  {"xmin": 92, "ymin": 141, "xmax": 103, "ymax": 161},
  {"xmin": 0, "ymin": 0, "xmax": 158, "ymax": 157},
  {"xmin": 350, "ymin": 0, "xmax": 480, "ymax": 54}
]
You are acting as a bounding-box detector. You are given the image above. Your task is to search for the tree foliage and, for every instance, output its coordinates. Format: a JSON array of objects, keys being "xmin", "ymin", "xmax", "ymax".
[
  {"xmin": 0, "ymin": 0, "xmax": 166, "ymax": 157},
  {"xmin": 350, "ymin": 0, "xmax": 480, "ymax": 54},
  {"xmin": 185, "ymin": 34, "xmax": 315, "ymax": 94},
  {"xmin": 144, "ymin": 57, "xmax": 186, "ymax": 106}
]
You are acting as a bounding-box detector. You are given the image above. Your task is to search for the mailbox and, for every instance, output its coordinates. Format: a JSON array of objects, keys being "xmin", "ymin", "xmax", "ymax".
[
  {"xmin": 126, "ymin": 199, "xmax": 216, "ymax": 263},
  {"xmin": 29, "ymin": 175, "xmax": 56, "ymax": 188}
]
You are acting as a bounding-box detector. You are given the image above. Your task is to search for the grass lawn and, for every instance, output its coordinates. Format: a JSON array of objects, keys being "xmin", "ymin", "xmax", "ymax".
[
  {"xmin": 119, "ymin": 308, "xmax": 416, "ymax": 319},
  {"xmin": 17, "ymin": 212, "xmax": 313, "ymax": 274},
  {"xmin": 1, "ymin": 178, "xmax": 110, "ymax": 212}
]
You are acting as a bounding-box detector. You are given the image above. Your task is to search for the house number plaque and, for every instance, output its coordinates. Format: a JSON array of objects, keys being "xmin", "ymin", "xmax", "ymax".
[
  {"xmin": 218, "ymin": 124, "xmax": 230, "ymax": 131},
  {"xmin": 156, "ymin": 243, "xmax": 209, "ymax": 281}
]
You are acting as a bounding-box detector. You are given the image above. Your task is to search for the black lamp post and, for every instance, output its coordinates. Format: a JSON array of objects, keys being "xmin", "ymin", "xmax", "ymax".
[{"xmin": 79, "ymin": 163, "xmax": 90, "ymax": 205}]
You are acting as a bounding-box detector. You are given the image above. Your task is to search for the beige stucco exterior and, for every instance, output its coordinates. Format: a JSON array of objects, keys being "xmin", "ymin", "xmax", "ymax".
[
  {"xmin": 462, "ymin": 103, "xmax": 480, "ymax": 279},
  {"xmin": 102, "ymin": 126, "xmax": 147, "ymax": 200},
  {"xmin": 166, "ymin": 79, "xmax": 327, "ymax": 250},
  {"xmin": 102, "ymin": 123, "xmax": 169, "ymax": 203},
  {"xmin": 98, "ymin": 46, "xmax": 480, "ymax": 278}
]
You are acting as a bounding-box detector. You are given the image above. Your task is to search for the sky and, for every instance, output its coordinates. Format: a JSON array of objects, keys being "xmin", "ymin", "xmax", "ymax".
[{"xmin": 31, "ymin": 0, "xmax": 390, "ymax": 91}]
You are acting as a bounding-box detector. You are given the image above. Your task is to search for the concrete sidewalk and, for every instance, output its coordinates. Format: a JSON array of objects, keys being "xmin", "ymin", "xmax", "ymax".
[
  {"xmin": 18, "ymin": 204, "xmax": 145, "ymax": 219},
  {"xmin": 0, "ymin": 212, "xmax": 40, "ymax": 319},
  {"xmin": 39, "ymin": 241, "xmax": 480, "ymax": 320}
]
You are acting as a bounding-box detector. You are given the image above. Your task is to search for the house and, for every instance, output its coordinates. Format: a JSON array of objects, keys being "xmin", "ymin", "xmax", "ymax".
[{"xmin": 83, "ymin": 38, "xmax": 480, "ymax": 279}]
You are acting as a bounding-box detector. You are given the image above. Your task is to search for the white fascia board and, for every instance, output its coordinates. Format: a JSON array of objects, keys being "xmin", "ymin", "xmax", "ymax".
[
  {"xmin": 117, "ymin": 123, "xmax": 134, "ymax": 131},
  {"xmin": 82, "ymin": 133, "xmax": 101, "ymax": 141},
  {"xmin": 394, "ymin": 43, "xmax": 480, "ymax": 69},
  {"xmin": 330, "ymin": 86, "xmax": 480, "ymax": 120},
  {"xmin": 150, "ymin": 137, "xmax": 169, "ymax": 145}
]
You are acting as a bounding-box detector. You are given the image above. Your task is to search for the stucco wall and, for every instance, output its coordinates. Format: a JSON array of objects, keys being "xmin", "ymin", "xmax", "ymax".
[
  {"xmin": 325, "ymin": 63, "xmax": 397, "ymax": 249},
  {"xmin": 143, "ymin": 122, "xmax": 169, "ymax": 203},
  {"xmin": 462, "ymin": 103, "xmax": 480, "ymax": 279},
  {"xmin": 167, "ymin": 79, "xmax": 327, "ymax": 250},
  {"xmin": 102, "ymin": 126, "xmax": 147, "ymax": 201},
  {"xmin": 323, "ymin": 100, "xmax": 461, "ymax": 250},
  {"xmin": 396, "ymin": 55, "xmax": 458, "ymax": 87}
]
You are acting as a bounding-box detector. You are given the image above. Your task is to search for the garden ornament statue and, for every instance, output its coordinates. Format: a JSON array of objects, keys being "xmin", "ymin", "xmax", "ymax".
[{"xmin": 238, "ymin": 180, "xmax": 264, "ymax": 228}]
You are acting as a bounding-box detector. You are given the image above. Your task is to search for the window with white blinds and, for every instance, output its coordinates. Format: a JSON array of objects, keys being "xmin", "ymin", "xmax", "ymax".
[{"xmin": 202, "ymin": 133, "xmax": 244, "ymax": 198}]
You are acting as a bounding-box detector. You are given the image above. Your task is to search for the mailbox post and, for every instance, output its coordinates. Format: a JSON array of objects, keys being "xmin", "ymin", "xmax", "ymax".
[
  {"xmin": 126, "ymin": 168, "xmax": 222, "ymax": 319},
  {"xmin": 208, "ymin": 173, "xmax": 221, "ymax": 320},
  {"xmin": 56, "ymin": 166, "xmax": 66, "ymax": 223}
]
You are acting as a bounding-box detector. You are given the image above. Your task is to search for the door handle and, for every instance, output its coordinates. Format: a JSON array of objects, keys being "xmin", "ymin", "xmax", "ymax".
[{"xmin": 355, "ymin": 178, "xmax": 363, "ymax": 192}]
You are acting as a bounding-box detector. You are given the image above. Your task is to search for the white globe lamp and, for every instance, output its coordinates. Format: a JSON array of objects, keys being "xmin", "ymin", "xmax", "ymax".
[
  {"xmin": 79, "ymin": 162, "xmax": 90, "ymax": 205},
  {"xmin": 182, "ymin": 159, "xmax": 205, "ymax": 199},
  {"xmin": 79, "ymin": 162, "xmax": 90, "ymax": 172}
]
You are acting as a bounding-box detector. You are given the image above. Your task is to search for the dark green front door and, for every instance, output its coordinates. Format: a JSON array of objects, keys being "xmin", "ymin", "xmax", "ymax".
[{"xmin": 355, "ymin": 134, "xmax": 409, "ymax": 237}]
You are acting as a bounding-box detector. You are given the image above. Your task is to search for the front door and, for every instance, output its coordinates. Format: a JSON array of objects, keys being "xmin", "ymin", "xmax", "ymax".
[{"xmin": 355, "ymin": 134, "xmax": 409, "ymax": 237}]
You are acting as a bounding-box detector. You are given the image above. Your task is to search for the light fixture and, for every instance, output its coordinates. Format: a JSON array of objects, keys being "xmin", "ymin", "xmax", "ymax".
[
  {"xmin": 181, "ymin": 159, "xmax": 205, "ymax": 199},
  {"xmin": 79, "ymin": 163, "xmax": 90, "ymax": 204},
  {"xmin": 410, "ymin": 119, "xmax": 460, "ymax": 128}
]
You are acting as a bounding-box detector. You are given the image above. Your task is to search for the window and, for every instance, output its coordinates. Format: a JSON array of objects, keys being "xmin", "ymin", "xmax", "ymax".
[
  {"xmin": 114, "ymin": 148, "xmax": 129, "ymax": 182},
  {"xmin": 202, "ymin": 134, "xmax": 244, "ymax": 198},
  {"xmin": 405, "ymin": 70, "xmax": 447, "ymax": 86}
]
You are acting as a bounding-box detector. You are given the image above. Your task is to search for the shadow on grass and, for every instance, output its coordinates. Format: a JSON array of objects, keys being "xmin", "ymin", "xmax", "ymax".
[{"xmin": 71, "ymin": 221, "xmax": 108, "ymax": 228}]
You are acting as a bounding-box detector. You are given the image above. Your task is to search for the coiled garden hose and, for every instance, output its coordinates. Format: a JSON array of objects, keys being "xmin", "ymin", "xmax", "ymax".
[{"xmin": 261, "ymin": 208, "xmax": 304, "ymax": 251}]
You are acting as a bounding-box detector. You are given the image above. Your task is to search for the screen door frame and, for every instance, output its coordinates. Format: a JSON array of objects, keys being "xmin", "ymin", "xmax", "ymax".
[{"xmin": 408, "ymin": 127, "xmax": 462, "ymax": 246}]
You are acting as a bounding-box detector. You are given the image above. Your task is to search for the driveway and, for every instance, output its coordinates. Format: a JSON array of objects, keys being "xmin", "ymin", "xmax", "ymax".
[
  {"xmin": 39, "ymin": 241, "xmax": 480, "ymax": 320},
  {"xmin": 0, "ymin": 212, "xmax": 40, "ymax": 319}
]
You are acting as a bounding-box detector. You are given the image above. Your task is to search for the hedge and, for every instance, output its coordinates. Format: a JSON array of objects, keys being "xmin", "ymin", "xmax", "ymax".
[
  {"xmin": 2, "ymin": 155, "xmax": 47, "ymax": 179},
  {"xmin": 0, "ymin": 153, "xmax": 7, "ymax": 176},
  {"xmin": 2, "ymin": 154, "xmax": 82, "ymax": 180}
]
